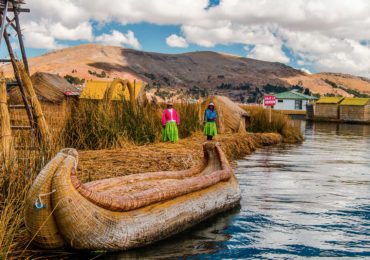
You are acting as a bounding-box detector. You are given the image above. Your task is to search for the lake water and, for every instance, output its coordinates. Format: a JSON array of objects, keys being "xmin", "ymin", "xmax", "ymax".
[{"xmin": 109, "ymin": 121, "xmax": 370, "ymax": 259}]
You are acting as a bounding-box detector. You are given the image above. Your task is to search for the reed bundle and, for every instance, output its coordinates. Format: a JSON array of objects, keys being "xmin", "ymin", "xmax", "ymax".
[
  {"xmin": 17, "ymin": 62, "xmax": 51, "ymax": 146},
  {"xmin": 0, "ymin": 77, "xmax": 15, "ymax": 167}
]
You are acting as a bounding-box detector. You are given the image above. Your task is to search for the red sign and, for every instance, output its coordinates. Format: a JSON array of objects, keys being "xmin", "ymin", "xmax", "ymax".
[{"xmin": 264, "ymin": 95, "xmax": 276, "ymax": 106}]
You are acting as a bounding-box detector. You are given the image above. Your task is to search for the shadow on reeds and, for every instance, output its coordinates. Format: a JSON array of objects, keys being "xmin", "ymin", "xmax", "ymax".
[{"xmin": 241, "ymin": 105, "xmax": 303, "ymax": 143}]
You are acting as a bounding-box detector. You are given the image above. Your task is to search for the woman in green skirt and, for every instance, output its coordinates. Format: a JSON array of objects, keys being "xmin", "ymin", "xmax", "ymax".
[
  {"xmin": 203, "ymin": 102, "xmax": 218, "ymax": 140},
  {"xmin": 161, "ymin": 101, "xmax": 180, "ymax": 142}
]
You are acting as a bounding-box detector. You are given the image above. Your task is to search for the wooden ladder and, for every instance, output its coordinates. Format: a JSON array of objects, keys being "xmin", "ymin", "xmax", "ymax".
[{"xmin": 0, "ymin": 0, "xmax": 47, "ymax": 149}]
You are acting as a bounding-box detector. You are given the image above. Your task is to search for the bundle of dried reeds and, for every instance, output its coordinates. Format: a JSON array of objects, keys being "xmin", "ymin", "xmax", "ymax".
[
  {"xmin": 0, "ymin": 76, "xmax": 15, "ymax": 167},
  {"xmin": 17, "ymin": 62, "xmax": 51, "ymax": 146}
]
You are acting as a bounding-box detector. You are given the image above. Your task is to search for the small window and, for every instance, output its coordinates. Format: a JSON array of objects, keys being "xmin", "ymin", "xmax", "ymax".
[
  {"xmin": 278, "ymin": 99, "xmax": 283, "ymax": 103},
  {"xmin": 295, "ymin": 100, "xmax": 303, "ymax": 110}
]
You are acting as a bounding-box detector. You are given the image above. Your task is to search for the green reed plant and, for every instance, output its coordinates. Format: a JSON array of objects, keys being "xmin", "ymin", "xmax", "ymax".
[
  {"xmin": 242, "ymin": 105, "xmax": 303, "ymax": 143},
  {"xmin": 175, "ymin": 103, "xmax": 201, "ymax": 138},
  {"xmin": 64, "ymin": 100, "xmax": 163, "ymax": 149}
]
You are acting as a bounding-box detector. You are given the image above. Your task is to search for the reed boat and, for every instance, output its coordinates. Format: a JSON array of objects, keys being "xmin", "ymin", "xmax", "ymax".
[{"xmin": 24, "ymin": 142, "xmax": 241, "ymax": 251}]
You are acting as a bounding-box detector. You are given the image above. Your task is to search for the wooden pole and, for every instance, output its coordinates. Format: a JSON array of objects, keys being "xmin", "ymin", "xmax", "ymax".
[
  {"xmin": 1, "ymin": 24, "xmax": 35, "ymax": 131},
  {"xmin": 17, "ymin": 62, "xmax": 51, "ymax": 147},
  {"xmin": 0, "ymin": 0, "xmax": 8, "ymax": 48},
  {"xmin": 0, "ymin": 75, "xmax": 15, "ymax": 167},
  {"xmin": 11, "ymin": 0, "xmax": 29, "ymax": 74},
  {"xmin": 269, "ymin": 106, "xmax": 272, "ymax": 123}
]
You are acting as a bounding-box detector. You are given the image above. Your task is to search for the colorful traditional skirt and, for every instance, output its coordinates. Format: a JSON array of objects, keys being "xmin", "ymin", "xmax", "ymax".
[
  {"xmin": 161, "ymin": 121, "xmax": 179, "ymax": 142},
  {"xmin": 203, "ymin": 122, "xmax": 217, "ymax": 137}
]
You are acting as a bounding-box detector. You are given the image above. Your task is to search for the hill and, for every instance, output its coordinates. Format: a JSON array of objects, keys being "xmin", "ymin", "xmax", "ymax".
[{"xmin": 1, "ymin": 44, "xmax": 369, "ymax": 101}]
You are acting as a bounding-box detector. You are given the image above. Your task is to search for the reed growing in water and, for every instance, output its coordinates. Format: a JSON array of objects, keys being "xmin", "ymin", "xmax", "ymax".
[{"xmin": 241, "ymin": 105, "xmax": 303, "ymax": 143}]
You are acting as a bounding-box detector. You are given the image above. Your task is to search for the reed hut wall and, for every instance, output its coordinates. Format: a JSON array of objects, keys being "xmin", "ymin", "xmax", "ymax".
[
  {"xmin": 314, "ymin": 104, "xmax": 339, "ymax": 120},
  {"xmin": 340, "ymin": 105, "xmax": 370, "ymax": 122}
]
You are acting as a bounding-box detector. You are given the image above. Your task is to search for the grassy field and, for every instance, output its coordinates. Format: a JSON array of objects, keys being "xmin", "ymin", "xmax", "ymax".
[{"xmin": 0, "ymin": 100, "xmax": 302, "ymax": 258}]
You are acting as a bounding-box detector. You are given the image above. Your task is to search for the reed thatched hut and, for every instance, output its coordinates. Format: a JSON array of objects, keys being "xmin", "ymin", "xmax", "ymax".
[
  {"xmin": 339, "ymin": 98, "xmax": 370, "ymax": 123},
  {"xmin": 314, "ymin": 97, "xmax": 344, "ymax": 120},
  {"xmin": 8, "ymin": 72, "xmax": 79, "ymax": 104},
  {"xmin": 202, "ymin": 96, "xmax": 249, "ymax": 134},
  {"xmin": 8, "ymin": 72, "xmax": 78, "ymax": 132}
]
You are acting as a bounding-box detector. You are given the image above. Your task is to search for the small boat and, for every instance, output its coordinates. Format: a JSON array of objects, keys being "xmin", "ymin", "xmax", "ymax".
[{"xmin": 24, "ymin": 142, "xmax": 241, "ymax": 251}]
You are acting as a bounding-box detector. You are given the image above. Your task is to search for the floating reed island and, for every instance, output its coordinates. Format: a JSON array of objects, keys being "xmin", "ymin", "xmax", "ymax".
[{"xmin": 1, "ymin": 80, "xmax": 300, "ymax": 257}]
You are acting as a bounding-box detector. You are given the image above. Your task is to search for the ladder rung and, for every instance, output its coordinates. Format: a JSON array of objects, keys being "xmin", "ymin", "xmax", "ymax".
[
  {"xmin": 0, "ymin": 59, "xmax": 12, "ymax": 62},
  {"xmin": 15, "ymin": 146, "xmax": 38, "ymax": 151},
  {"xmin": 8, "ymin": 104, "xmax": 31, "ymax": 109},
  {"xmin": 6, "ymin": 82, "xmax": 18, "ymax": 87},
  {"xmin": 11, "ymin": 125, "xmax": 32, "ymax": 130}
]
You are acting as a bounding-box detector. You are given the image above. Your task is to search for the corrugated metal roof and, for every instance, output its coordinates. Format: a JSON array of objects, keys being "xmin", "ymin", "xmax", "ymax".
[
  {"xmin": 340, "ymin": 98, "xmax": 370, "ymax": 106},
  {"xmin": 80, "ymin": 80, "xmax": 143, "ymax": 100},
  {"xmin": 316, "ymin": 97, "xmax": 344, "ymax": 104},
  {"xmin": 275, "ymin": 91, "xmax": 318, "ymax": 100}
]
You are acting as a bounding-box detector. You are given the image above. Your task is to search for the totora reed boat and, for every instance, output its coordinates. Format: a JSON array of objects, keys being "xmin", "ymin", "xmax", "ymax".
[{"xmin": 24, "ymin": 142, "xmax": 241, "ymax": 251}]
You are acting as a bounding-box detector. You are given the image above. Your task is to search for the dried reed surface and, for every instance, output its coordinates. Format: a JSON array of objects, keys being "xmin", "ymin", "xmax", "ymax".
[
  {"xmin": 241, "ymin": 105, "xmax": 303, "ymax": 143},
  {"xmin": 78, "ymin": 132, "xmax": 282, "ymax": 183}
]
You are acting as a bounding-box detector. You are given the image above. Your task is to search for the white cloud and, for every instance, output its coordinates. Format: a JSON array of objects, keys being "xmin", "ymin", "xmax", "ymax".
[
  {"xmin": 300, "ymin": 68, "xmax": 312, "ymax": 74},
  {"xmin": 19, "ymin": 0, "xmax": 370, "ymax": 77},
  {"xmin": 247, "ymin": 44, "xmax": 290, "ymax": 63},
  {"xmin": 50, "ymin": 22, "xmax": 93, "ymax": 41},
  {"xmin": 279, "ymin": 29, "xmax": 370, "ymax": 76},
  {"xmin": 23, "ymin": 21, "xmax": 64, "ymax": 49},
  {"xmin": 166, "ymin": 34, "xmax": 189, "ymax": 48},
  {"xmin": 95, "ymin": 30, "xmax": 141, "ymax": 49}
]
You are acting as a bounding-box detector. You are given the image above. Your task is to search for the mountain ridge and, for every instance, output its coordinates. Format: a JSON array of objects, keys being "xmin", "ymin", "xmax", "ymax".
[{"xmin": 1, "ymin": 44, "xmax": 369, "ymax": 100}]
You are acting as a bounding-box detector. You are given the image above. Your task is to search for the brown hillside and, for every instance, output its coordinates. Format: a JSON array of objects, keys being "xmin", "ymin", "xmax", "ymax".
[{"xmin": 1, "ymin": 44, "xmax": 369, "ymax": 98}]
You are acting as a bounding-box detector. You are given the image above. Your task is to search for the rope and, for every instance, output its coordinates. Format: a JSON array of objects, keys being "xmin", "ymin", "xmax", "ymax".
[{"xmin": 34, "ymin": 189, "xmax": 56, "ymax": 209}]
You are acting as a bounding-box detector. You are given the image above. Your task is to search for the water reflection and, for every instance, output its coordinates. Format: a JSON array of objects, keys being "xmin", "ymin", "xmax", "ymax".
[{"xmin": 106, "ymin": 121, "xmax": 370, "ymax": 259}]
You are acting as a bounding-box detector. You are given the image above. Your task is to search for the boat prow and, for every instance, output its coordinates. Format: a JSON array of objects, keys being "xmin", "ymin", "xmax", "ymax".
[{"xmin": 24, "ymin": 142, "xmax": 241, "ymax": 250}]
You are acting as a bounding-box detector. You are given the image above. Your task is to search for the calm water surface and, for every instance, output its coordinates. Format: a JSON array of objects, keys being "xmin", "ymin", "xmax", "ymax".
[{"xmin": 111, "ymin": 121, "xmax": 370, "ymax": 259}]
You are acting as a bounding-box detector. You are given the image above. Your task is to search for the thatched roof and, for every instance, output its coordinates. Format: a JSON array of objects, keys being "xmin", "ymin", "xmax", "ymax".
[
  {"xmin": 202, "ymin": 95, "xmax": 249, "ymax": 134},
  {"xmin": 8, "ymin": 72, "xmax": 77, "ymax": 104},
  {"xmin": 340, "ymin": 98, "xmax": 370, "ymax": 106}
]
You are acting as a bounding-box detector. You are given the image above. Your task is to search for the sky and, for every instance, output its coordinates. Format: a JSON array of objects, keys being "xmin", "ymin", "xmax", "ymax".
[{"xmin": 4, "ymin": 0, "xmax": 370, "ymax": 77}]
